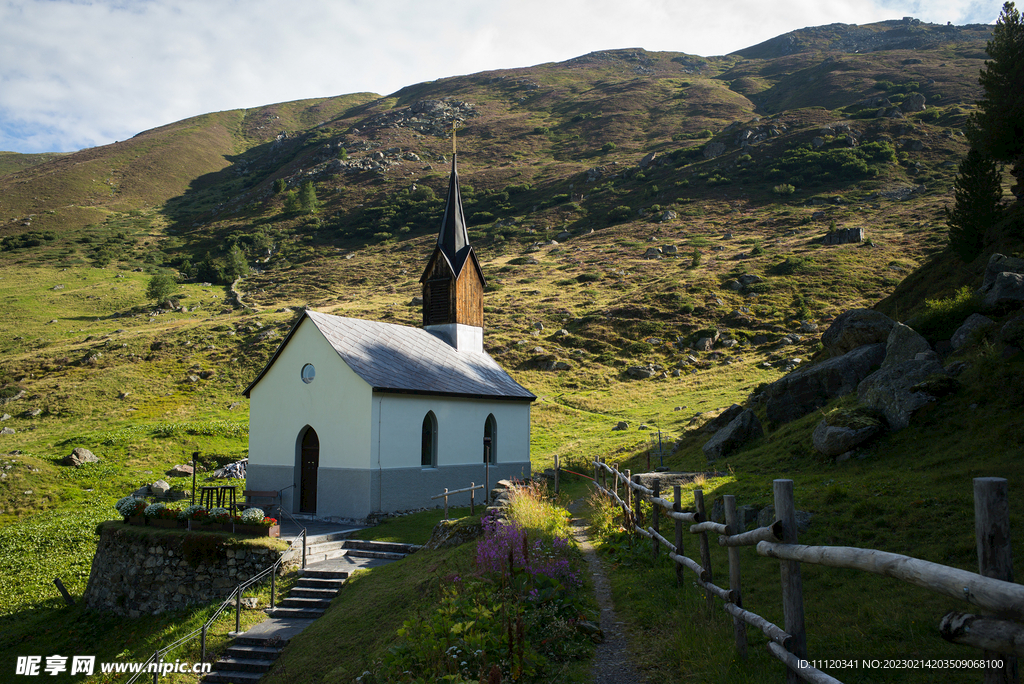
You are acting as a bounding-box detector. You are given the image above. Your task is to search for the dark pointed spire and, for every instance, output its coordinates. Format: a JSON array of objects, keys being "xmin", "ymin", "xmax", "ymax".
[{"xmin": 437, "ymin": 154, "xmax": 471, "ymax": 274}]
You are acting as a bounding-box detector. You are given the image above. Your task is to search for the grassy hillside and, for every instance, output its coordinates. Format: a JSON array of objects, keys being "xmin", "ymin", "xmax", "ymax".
[{"xmin": 2, "ymin": 16, "xmax": 1022, "ymax": 683}]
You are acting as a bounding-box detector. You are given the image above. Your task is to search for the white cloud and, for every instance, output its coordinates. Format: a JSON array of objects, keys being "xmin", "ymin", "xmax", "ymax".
[{"xmin": 0, "ymin": 0, "xmax": 1006, "ymax": 153}]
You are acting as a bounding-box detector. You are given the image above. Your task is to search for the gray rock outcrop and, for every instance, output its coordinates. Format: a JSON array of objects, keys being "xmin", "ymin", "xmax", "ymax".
[
  {"xmin": 702, "ymin": 410, "xmax": 764, "ymax": 459},
  {"xmin": 821, "ymin": 309, "xmax": 895, "ymax": 357},
  {"xmin": 821, "ymin": 227, "xmax": 864, "ymax": 245},
  {"xmin": 765, "ymin": 343, "xmax": 886, "ymax": 423}
]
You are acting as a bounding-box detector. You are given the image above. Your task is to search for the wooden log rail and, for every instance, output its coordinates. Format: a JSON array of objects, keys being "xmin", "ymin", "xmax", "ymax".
[
  {"xmin": 589, "ymin": 461, "xmax": 1022, "ymax": 684},
  {"xmin": 756, "ymin": 541, "xmax": 1024, "ymax": 622}
]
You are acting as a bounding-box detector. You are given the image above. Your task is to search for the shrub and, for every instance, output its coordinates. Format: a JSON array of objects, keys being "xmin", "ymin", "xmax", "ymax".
[
  {"xmin": 773, "ymin": 183, "xmax": 796, "ymax": 196},
  {"xmin": 607, "ymin": 205, "xmax": 632, "ymax": 223},
  {"xmin": 909, "ymin": 286, "xmax": 985, "ymax": 343}
]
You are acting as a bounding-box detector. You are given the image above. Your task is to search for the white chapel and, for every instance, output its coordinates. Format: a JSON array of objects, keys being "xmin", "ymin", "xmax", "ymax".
[{"xmin": 243, "ymin": 155, "xmax": 535, "ymax": 520}]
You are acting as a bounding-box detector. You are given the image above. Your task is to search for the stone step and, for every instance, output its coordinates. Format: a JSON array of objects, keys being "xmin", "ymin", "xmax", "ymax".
[
  {"xmin": 211, "ymin": 656, "xmax": 275, "ymax": 674},
  {"xmin": 287, "ymin": 586, "xmax": 339, "ymax": 600},
  {"xmin": 300, "ymin": 568, "xmax": 349, "ymax": 580},
  {"xmin": 267, "ymin": 606, "xmax": 325, "ymax": 619},
  {"xmin": 303, "ymin": 540, "xmax": 348, "ymax": 556},
  {"xmin": 232, "ymin": 634, "xmax": 293, "ymax": 648},
  {"xmin": 342, "ymin": 548, "xmax": 408, "ymax": 561},
  {"xmin": 293, "ymin": 576, "xmax": 346, "ymax": 590},
  {"xmin": 223, "ymin": 644, "xmax": 282, "ymax": 661},
  {"xmin": 342, "ymin": 539, "xmax": 420, "ymax": 555},
  {"xmin": 279, "ymin": 596, "xmax": 332, "ymax": 610},
  {"xmin": 202, "ymin": 669, "xmax": 264, "ymax": 684}
]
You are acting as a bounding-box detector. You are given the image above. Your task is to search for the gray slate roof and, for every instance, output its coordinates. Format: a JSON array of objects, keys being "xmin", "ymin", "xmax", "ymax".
[{"xmin": 245, "ymin": 310, "xmax": 535, "ymax": 401}]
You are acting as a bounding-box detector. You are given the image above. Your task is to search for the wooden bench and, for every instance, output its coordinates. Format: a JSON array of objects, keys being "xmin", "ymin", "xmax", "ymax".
[{"xmin": 240, "ymin": 489, "xmax": 279, "ymax": 515}]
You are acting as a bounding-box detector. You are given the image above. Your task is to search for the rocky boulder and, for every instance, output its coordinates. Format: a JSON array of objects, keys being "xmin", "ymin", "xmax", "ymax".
[
  {"xmin": 702, "ymin": 410, "xmax": 764, "ymax": 460},
  {"xmin": 765, "ymin": 343, "xmax": 886, "ymax": 424},
  {"xmin": 150, "ymin": 479, "xmax": 171, "ymax": 497},
  {"xmin": 821, "ymin": 309, "xmax": 895, "ymax": 357},
  {"xmin": 857, "ymin": 359, "xmax": 947, "ymax": 431},
  {"xmin": 700, "ymin": 404, "xmax": 745, "ymax": 433},
  {"xmin": 811, "ymin": 410, "xmax": 885, "ymax": 457},
  {"xmin": 62, "ymin": 447, "xmax": 99, "ymax": 467},
  {"xmin": 821, "ymin": 227, "xmax": 864, "ymax": 245},
  {"xmin": 882, "ymin": 323, "xmax": 936, "ymax": 367},
  {"xmin": 951, "ymin": 313, "xmax": 995, "ymax": 349},
  {"xmin": 856, "ymin": 322, "xmax": 950, "ymax": 430},
  {"xmin": 166, "ymin": 464, "xmax": 194, "ymax": 478},
  {"xmin": 977, "ymin": 253, "xmax": 1024, "ymax": 309}
]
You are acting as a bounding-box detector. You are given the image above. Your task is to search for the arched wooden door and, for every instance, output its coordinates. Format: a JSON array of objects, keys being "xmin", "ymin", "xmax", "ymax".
[{"xmin": 299, "ymin": 427, "xmax": 319, "ymax": 514}]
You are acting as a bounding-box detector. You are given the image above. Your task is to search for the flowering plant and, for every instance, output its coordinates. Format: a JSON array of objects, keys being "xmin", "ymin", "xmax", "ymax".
[
  {"xmin": 152, "ymin": 506, "xmax": 180, "ymax": 520},
  {"xmin": 115, "ymin": 496, "xmax": 146, "ymax": 518},
  {"xmin": 240, "ymin": 507, "xmax": 275, "ymax": 526},
  {"xmin": 177, "ymin": 504, "xmax": 205, "ymax": 522},
  {"xmin": 143, "ymin": 502, "xmax": 167, "ymax": 518}
]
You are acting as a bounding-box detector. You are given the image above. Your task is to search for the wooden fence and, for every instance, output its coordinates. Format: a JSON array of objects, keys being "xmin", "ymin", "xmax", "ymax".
[{"xmin": 590, "ymin": 458, "xmax": 1021, "ymax": 684}]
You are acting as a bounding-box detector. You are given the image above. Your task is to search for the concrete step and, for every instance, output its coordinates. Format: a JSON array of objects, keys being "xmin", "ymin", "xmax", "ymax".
[
  {"xmin": 202, "ymin": 669, "xmax": 264, "ymax": 684},
  {"xmin": 211, "ymin": 656, "xmax": 275, "ymax": 674},
  {"xmin": 223, "ymin": 644, "xmax": 282, "ymax": 661}
]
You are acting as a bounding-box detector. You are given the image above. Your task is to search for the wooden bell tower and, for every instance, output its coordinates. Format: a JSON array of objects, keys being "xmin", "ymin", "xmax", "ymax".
[{"xmin": 420, "ymin": 152, "xmax": 486, "ymax": 350}]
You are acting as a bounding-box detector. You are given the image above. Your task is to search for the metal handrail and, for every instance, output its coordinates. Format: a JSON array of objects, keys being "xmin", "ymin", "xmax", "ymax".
[{"xmin": 124, "ymin": 526, "xmax": 308, "ymax": 684}]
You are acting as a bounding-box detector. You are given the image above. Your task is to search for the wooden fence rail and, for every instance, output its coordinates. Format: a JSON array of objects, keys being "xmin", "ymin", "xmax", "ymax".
[{"xmin": 591, "ymin": 458, "xmax": 1020, "ymax": 684}]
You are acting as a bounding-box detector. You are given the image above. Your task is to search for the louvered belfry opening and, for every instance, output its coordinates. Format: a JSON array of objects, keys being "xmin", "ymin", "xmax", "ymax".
[{"xmin": 420, "ymin": 153, "xmax": 486, "ymax": 331}]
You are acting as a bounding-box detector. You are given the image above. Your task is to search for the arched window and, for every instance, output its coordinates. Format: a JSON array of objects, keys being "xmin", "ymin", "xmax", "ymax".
[
  {"xmin": 483, "ymin": 414, "xmax": 497, "ymax": 464},
  {"xmin": 421, "ymin": 412, "xmax": 438, "ymax": 468}
]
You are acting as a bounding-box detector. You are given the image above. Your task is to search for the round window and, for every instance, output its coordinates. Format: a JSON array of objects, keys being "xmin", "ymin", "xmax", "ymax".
[{"xmin": 301, "ymin": 363, "xmax": 316, "ymax": 384}]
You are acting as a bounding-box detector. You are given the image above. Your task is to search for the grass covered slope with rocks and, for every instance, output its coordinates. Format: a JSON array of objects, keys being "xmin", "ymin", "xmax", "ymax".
[{"xmin": 1, "ymin": 15, "xmax": 1023, "ymax": 682}]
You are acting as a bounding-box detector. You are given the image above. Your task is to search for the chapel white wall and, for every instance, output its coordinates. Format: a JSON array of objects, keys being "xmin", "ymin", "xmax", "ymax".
[{"xmin": 248, "ymin": 317, "xmax": 372, "ymax": 471}]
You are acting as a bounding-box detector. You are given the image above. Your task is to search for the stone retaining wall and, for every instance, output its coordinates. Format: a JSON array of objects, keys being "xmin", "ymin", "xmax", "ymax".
[{"xmin": 83, "ymin": 523, "xmax": 284, "ymax": 617}]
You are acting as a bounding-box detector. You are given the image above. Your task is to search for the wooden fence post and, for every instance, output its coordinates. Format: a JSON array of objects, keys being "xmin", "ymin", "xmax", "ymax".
[
  {"xmin": 613, "ymin": 463, "xmax": 619, "ymax": 501},
  {"xmin": 553, "ymin": 455, "xmax": 559, "ymax": 495},
  {"xmin": 674, "ymin": 485, "xmax": 684, "ymax": 588},
  {"xmin": 594, "ymin": 457, "xmax": 599, "ymax": 485},
  {"xmin": 601, "ymin": 456, "xmax": 607, "ymax": 489},
  {"xmin": 652, "ymin": 480, "xmax": 661, "ymax": 564},
  {"xmin": 693, "ymin": 488, "xmax": 714, "ymax": 611},
  {"xmin": 724, "ymin": 494, "xmax": 748, "ymax": 659},
  {"xmin": 625, "ymin": 469, "xmax": 632, "ymax": 531},
  {"xmin": 632, "ymin": 474, "xmax": 642, "ymax": 529},
  {"xmin": 974, "ymin": 477, "xmax": 1018, "ymax": 684},
  {"xmin": 774, "ymin": 479, "xmax": 806, "ymax": 684}
]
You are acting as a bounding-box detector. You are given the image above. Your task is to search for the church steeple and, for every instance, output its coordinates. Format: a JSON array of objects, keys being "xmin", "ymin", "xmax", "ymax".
[{"xmin": 420, "ymin": 153, "xmax": 486, "ymax": 351}]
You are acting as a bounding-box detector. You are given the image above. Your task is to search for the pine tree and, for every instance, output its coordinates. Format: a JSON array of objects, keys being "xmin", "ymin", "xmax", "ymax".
[
  {"xmin": 298, "ymin": 180, "xmax": 319, "ymax": 214},
  {"xmin": 945, "ymin": 149, "xmax": 1003, "ymax": 261},
  {"xmin": 968, "ymin": 1, "xmax": 1024, "ymax": 198}
]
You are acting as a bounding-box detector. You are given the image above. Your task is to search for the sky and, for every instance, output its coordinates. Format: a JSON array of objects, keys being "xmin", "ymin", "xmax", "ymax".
[{"xmin": 0, "ymin": 0, "xmax": 1006, "ymax": 154}]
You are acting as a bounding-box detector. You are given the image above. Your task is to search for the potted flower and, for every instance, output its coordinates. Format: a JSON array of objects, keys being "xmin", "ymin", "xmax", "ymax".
[
  {"xmin": 144, "ymin": 503, "xmax": 179, "ymax": 528},
  {"xmin": 235, "ymin": 507, "xmax": 280, "ymax": 537},
  {"xmin": 207, "ymin": 507, "xmax": 234, "ymax": 532},
  {"xmin": 179, "ymin": 504, "xmax": 209, "ymax": 531},
  {"xmin": 116, "ymin": 496, "xmax": 147, "ymax": 525}
]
